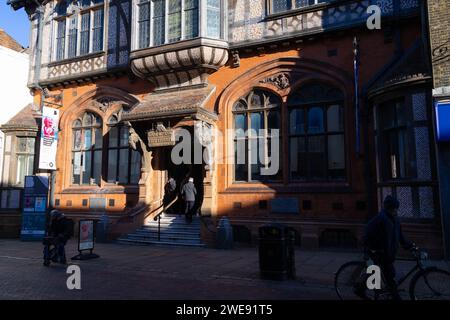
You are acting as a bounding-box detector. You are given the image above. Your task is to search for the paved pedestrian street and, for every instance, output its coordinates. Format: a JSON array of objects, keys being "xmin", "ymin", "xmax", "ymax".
[{"xmin": 1, "ymin": 240, "xmax": 449, "ymax": 300}]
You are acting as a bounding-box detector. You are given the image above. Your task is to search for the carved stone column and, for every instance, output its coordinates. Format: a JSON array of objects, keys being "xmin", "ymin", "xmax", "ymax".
[{"xmin": 129, "ymin": 125, "xmax": 153, "ymax": 206}]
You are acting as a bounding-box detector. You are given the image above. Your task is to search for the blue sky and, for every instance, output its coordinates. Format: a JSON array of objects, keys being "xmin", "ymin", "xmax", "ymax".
[{"xmin": 0, "ymin": 1, "xmax": 30, "ymax": 48}]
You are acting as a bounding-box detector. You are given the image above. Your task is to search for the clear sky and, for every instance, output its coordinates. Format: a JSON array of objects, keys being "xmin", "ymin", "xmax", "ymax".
[{"xmin": 0, "ymin": 1, "xmax": 30, "ymax": 48}]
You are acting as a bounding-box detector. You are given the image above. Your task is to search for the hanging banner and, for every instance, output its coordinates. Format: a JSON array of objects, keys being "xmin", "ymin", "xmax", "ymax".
[{"xmin": 39, "ymin": 106, "xmax": 59, "ymax": 170}]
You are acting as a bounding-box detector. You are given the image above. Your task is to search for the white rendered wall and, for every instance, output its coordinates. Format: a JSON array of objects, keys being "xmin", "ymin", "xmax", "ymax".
[
  {"xmin": 0, "ymin": 45, "xmax": 32, "ymax": 185},
  {"xmin": 0, "ymin": 46, "xmax": 31, "ymax": 124}
]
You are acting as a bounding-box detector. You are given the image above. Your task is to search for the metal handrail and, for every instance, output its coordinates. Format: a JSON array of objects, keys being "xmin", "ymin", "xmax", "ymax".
[{"xmin": 153, "ymin": 195, "xmax": 179, "ymax": 241}]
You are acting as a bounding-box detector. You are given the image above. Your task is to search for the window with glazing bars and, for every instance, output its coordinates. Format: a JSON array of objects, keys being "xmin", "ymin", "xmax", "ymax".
[
  {"xmin": 15, "ymin": 137, "xmax": 35, "ymax": 187},
  {"xmin": 233, "ymin": 90, "xmax": 282, "ymax": 182},
  {"xmin": 80, "ymin": 12, "xmax": 90, "ymax": 55},
  {"xmin": 270, "ymin": 0, "xmax": 325, "ymax": 14},
  {"xmin": 56, "ymin": 19, "xmax": 66, "ymax": 60},
  {"xmin": 67, "ymin": 15, "xmax": 78, "ymax": 58},
  {"xmin": 107, "ymin": 117, "xmax": 141, "ymax": 185},
  {"xmin": 92, "ymin": 8, "xmax": 104, "ymax": 52},
  {"xmin": 206, "ymin": 0, "xmax": 220, "ymax": 38},
  {"xmin": 53, "ymin": 0, "xmax": 104, "ymax": 61},
  {"xmin": 288, "ymin": 83, "xmax": 345, "ymax": 181},
  {"xmin": 138, "ymin": 0, "xmax": 201, "ymax": 49},
  {"xmin": 72, "ymin": 113, "xmax": 103, "ymax": 185}
]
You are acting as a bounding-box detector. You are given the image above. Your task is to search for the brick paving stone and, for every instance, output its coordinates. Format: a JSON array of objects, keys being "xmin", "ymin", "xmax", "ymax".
[{"xmin": 0, "ymin": 240, "xmax": 448, "ymax": 300}]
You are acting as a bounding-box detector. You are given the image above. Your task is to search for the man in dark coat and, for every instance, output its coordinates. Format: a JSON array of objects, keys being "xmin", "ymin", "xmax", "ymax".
[
  {"xmin": 181, "ymin": 177, "xmax": 197, "ymax": 223},
  {"xmin": 363, "ymin": 195, "xmax": 415, "ymax": 299},
  {"xmin": 163, "ymin": 177, "xmax": 177, "ymax": 213},
  {"xmin": 43, "ymin": 210, "xmax": 73, "ymax": 265}
]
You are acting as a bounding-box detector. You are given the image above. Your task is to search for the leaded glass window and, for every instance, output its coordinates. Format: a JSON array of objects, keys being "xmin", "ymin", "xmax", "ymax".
[
  {"xmin": 72, "ymin": 112, "xmax": 102, "ymax": 185},
  {"xmin": 168, "ymin": 0, "xmax": 182, "ymax": 43},
  {"xmin": 53, "ymin": 0, "xmax": 104, "ymax": 61},
  {"xmin": 233, "ymin": 90, "xmax": 282, "ymax": 182},
  {"xmin": 288, "ymin": 83, "xmax": 345, "ymax": 181},
  {"xmin": 184, "ymin": 0, "xmax": 199, "ymax": 39},
  {"xmin": 270, "ymin": 0, "xmax": 325, "ymax": 14},
  {"xmin": 107, "ymin": 117, "xmax": 141, "ymax": 185},
  {"xmin": 206, "ymin": 0, "xmax": 220, "ymax": 38}
]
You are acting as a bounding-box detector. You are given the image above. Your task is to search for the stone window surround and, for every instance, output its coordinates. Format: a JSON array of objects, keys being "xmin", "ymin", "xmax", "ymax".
[
  {"xmin": 217, "ymin": 57, "xmax": 354, "ymax": 193},
  {"xmin": 56, "ymin": 86, "xmax": 142, "ymax": 194},
  {"xmin": 68, "ymin": 107, "xmax": 141, "ymax": 189}
]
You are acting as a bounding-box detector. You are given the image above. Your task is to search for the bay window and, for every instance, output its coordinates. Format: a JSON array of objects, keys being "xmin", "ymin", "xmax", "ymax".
[
  {"xmin": 136, "ymin": 0, "xmax": 223, "ymax": 49},
  {"xmin": 53, "ymin": 0, "xmax": 104, "ymax": 61}
]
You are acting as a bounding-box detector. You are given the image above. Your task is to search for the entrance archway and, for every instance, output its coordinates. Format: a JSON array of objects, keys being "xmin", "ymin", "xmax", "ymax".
[{"xmin": 163, "ymin": 126, "xmax": 206, "ymax": 216}]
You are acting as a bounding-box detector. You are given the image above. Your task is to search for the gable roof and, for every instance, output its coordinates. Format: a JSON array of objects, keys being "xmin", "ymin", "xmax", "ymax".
[
  {"xmin": 0, "ymin": 28, "xmax": 24, "ymax": 52},
  {"xmin": 1, "ymin": 104, "xmax": 39, "ymax": 131}
]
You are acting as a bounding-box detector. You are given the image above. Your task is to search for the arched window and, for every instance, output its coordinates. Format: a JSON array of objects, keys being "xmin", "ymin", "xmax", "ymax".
[
  {"xmin": 72, "ymin": 112, "xmax": 103, "ymax": 185},
  {"xmin": 233, "ymin": 89, "xmax": 282, "ymax": 182},
  {"xmin": 288, "ymin": 83, "xmax": 345, "ymax": 181},
  {"xmin": 106, "ymin": 116, "xmax": 141, "ymax": 184}
]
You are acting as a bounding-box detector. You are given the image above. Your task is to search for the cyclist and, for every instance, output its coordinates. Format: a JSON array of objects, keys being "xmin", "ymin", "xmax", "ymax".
[
  {"xmin": 43, "ymin": 209, "xmax": 72, "ymax": 266},
  {"xmin": 360, "ymin": 195, "xmax": 415, "ymax": 300}
]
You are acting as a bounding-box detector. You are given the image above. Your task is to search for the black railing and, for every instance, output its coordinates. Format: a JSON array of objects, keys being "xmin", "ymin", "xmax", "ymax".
[{"xmin": 153, "ymin": 196, "xmax": 178, "ymax": 241}]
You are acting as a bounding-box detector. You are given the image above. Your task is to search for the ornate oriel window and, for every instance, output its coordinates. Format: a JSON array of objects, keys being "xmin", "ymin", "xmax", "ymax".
[
  {"xmin": 106, "ymin": 116, "xmax": 141, "ymax": 185},
  {"xmin": 288, "ymin": 83, "xmax": 345, "ymax": 181},
  {"xmin": 72, "ymin": 112, "xmax": 103, "ymax": 185},
  {"xmin": 54, "ymin": 0, "xmax": 104, "ymax": 61},
  {"xmin": 269, "ymin": 0, "xmax": 326, "ymax": 14},
  {"xmin": 233, "ymin": 89, "xmax": 282, "ymax": 182},
  {"xmin": 136, "ymin": 0, "xmax": 223, "ymax": 49}
]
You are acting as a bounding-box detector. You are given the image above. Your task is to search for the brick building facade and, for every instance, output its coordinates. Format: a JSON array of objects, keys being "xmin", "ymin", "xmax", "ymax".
[
  {"xmin": 427, "ymin": 0, "xmax": 450, "ymax": 258},
  {"xmin": 5, "ymin": 0, "xmax": 447, "ymax": 257}
]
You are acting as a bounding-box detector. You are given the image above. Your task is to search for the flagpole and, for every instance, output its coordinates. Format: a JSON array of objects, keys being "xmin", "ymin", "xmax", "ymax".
[{"xmin": 353, "ymin": 37, "xmax": 360, "ymax": 155}]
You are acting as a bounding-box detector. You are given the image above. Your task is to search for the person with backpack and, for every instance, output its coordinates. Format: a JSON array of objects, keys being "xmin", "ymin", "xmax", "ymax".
[{"xmin": 43, "ymin": 209, "xmax": 73, "ymax": 266}]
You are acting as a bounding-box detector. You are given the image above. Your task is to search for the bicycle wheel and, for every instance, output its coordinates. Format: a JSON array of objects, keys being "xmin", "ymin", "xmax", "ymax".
[
  {"xmin": 410, "ymin": 268, "xmax": 450, "ymax": 300},
  {"xmin": 335, "ymin": 261, "xmax": 376, "ymax": 300}
]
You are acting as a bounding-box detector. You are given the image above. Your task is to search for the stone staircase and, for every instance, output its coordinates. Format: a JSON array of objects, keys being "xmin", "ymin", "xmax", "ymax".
[{"xmin": 116, "ymin": 213, "xmax": 204, "ymax": 247}]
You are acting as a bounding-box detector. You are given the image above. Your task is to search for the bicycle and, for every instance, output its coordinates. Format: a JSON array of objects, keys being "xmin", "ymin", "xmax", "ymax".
[{"xmin": 334, "ymin": 247, "xmax": 450, "ymax": 300}]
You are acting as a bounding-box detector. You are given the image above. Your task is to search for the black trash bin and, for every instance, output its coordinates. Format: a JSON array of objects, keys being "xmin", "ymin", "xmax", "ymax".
[{"xmin": 259, "ymin": 223, "xmax": 296, "ymax": 280}]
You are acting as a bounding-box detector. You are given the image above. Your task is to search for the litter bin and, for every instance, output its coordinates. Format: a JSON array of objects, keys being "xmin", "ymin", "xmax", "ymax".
[{"xmin": 258, "ymin": 223, "xmax": 296, "ymax": 280}]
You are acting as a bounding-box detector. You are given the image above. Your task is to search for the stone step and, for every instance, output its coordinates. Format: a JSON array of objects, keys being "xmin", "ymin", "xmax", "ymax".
[
  {"xmin": 116, "ymin": 238, "xmax": 206, "ymax": 247},
  {"xmin": 135, "ymin": 229, "xmax": 200, "ymax": 237},
  {"xmin": 124, "ymin": 234, "xmax": 202, "ymax": 244},
  {"xmin": 141, "ymin": 225, "xmax": 201, "ymax": 233},
  {"xmin": 145, "ymin": 222, "xmax": 201, "ymax": 229}
]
